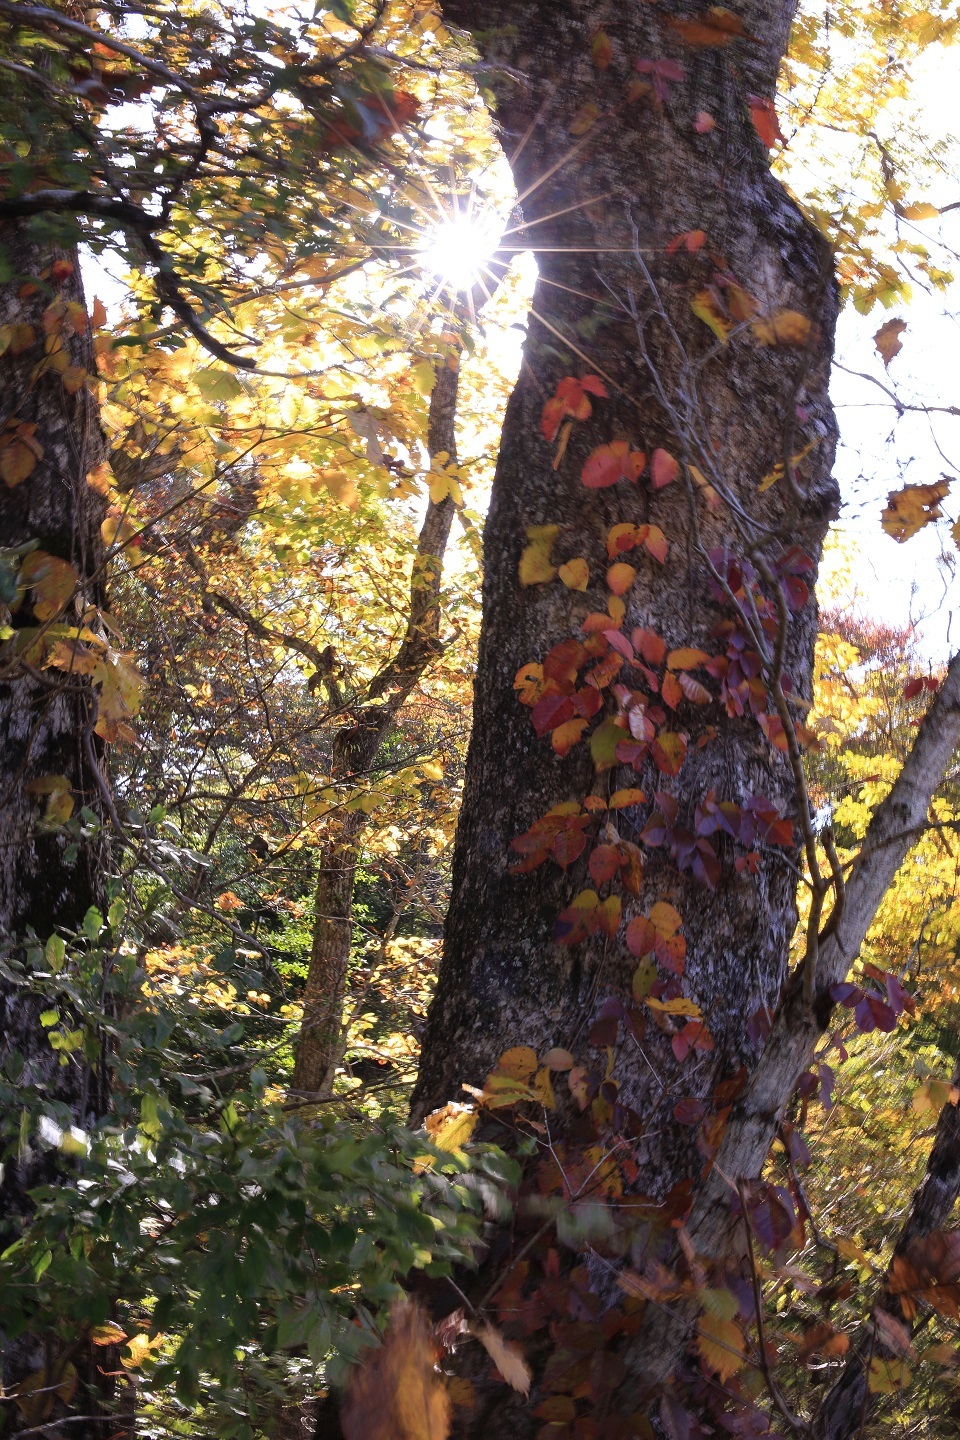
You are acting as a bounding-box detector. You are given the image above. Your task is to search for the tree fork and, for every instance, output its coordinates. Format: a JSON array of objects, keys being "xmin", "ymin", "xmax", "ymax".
[{"xmin": 291, "ymin": 343, "xmax": 463, "ymax": 1097}]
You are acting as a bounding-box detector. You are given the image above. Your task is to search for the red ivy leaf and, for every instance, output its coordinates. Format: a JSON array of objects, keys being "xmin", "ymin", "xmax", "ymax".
[{"xmin": 748, "ymin": 94, "xmax": 784, "ymax": 149}]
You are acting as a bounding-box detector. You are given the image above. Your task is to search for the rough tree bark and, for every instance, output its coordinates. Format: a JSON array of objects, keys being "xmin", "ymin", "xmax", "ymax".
[
  {"xmin": 0, "ymin": 223, "xmax": 107, "ymax": 940},
  {"xmin": 405, "ymin": 0, "xmax": 960, "ymax": 1430},
  {"xmin": 0, "ymin": 222, "xmax": 111, "ymax": 1430},
  {"xmin": 292, "ymin": 346, "xmax": 462, "ymax": 1095}
]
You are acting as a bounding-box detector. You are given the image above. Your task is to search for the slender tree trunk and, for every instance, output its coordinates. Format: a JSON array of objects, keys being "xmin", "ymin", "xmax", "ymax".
[
  {"xmin": 0, "ymin": 224, "xmax": 112, "ymax": 1433},
  {"xmin": 291, "ymin": 349, "xmax": 462, "ymax": 1095},
  {"xmin": 813, "ymin": 1054, "xmax": 960, "ymax": 1440},
  {"xmin": 0, "ymin": 223, "xmax": 108, "ymax": 940}
]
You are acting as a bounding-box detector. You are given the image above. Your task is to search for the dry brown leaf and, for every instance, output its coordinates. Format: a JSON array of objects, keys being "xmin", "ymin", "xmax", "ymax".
[
  {"xmin": 874, "ymin": 317, "xmax": 907, "ymax": 368},
  {"xmin": 341, "ymin": 1301, "xmax": 451, "ymax": 1440},
  {"xmin": 471, "ymin": 1322, "xmax": 532, "ymax": 1395}
]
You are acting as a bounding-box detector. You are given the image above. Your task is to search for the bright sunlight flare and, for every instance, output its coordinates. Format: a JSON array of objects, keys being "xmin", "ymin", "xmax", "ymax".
[{"xmin": 417, "ymin": 211, "xmax": 505, "ymax": 294}]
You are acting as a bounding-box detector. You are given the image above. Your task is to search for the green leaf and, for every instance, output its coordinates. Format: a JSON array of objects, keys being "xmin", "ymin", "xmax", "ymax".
[{"xmin": 195, "ymin": 367, "xmax": 246, "ymax": 402}]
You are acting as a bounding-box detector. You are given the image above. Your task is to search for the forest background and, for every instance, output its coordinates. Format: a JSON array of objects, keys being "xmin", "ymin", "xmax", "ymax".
[{"xmin": 3, "ymin": 0, "xmax": 960, "ymax": 1438}]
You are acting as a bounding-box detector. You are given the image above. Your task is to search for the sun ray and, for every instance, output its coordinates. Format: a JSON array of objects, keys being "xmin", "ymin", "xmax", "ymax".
[{"xmin": 498, "ymin": 194, "xmax": 614, "ymax": 236}]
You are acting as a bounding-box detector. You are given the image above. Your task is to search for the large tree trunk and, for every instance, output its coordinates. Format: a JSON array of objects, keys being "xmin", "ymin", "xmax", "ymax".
[
  {"xmin": 413, "ymin": 1, "xmax": 837, "ymax": 1123},
  {"xmin": 0, "ymin": 224, "xmax": 111, "ymax": 1430},
  {"xmin": 404, "ymin": 6, "xmax": 960, "ymax": 1432},
  {"xmin": 292, "ymin": 351, "xmax": 462, "ymax": 1095}
]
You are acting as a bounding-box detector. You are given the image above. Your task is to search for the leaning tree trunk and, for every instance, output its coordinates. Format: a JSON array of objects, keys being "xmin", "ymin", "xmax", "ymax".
[
  {"xmin": 292, "ymin": 348, "xmax": 462, "ymax": 1095},
  {"xmin": 0, "ymin": 224, "xmax": 111, "ymax": 1428},
  {"xmin": 813, "ymin": 1053, "xmax": 960, "ymax": 1440}
]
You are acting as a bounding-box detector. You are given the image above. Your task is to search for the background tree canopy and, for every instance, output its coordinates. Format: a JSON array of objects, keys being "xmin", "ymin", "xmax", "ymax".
[{"xmin": 2, "ymin": 1, "xmax": 960, "ymax": 1438}]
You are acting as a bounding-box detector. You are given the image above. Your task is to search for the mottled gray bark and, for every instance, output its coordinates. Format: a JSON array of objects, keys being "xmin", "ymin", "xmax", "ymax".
[
  {"xmin": 292, "ymin": 352, "xmax": 462, "ymax": 1095},
  {"xmin": 401, "ymin": 0, "xmax": 960, "ymax": 1430},
  {"xmin": 414, "ymin": 0, "xmax": 838, "ymax": 1126}
]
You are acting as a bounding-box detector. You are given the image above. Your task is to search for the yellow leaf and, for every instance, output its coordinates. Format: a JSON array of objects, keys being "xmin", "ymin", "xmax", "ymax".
[
  {"xmin": 691, "ymin": 290, "xmax": 732, "ymax": 344},
  {"xmin": 91, "ymin": 1322, "xmax": 127, "ymax": 1346},
  {"xmin": 423, "ymin": 1102, "xmax": 477, "ymax": 1153},
  {"xmin": 518, "ymin": 525, "xmax": 558, "ymax": 585},
  {"xmin": 411, "ymin": 359, "xmax": 437, "ymax": 395},
  {"xmin": 646, "ymin": 995, "xmax": 701, "ymax": 1017},
  {"xmin": 751, "ymin": 309, "xmax": 812, "ymax": 346},
  {"xmin": 558, "ymin": 557, "xmax": 589, "ymax": 591},
  {"xmin": 497, "ymin": 1046, "xmax": 539, "ymax": 1080},
  {"xmin": 881, "ymin": 479, "xmax": 950, "ymax": 543},
  {"xmin": 901, "ymin": 202, "xmax": 939, "ymax": 220},
  {"xmin": 697, "ymin": 1311, "xmax": 745, "ymax": 1381},
  {"xmin": 569, "ymin": 103, "xmax": 601, "ymax": 135},
  {"xmin": 93, "ymin": 651, "xmax": 145, "ymax": 743},
  {"xmin": 912, "ymin": 1079, "xmax": 960, "ymax": 1114},
  {"xmin": 531, "ymin": 1066, "xmax": 556, "ymax": 1109},
  {"xmin": 868, "ymin": 1355, "xmax": 910, "ymax": 1395}
]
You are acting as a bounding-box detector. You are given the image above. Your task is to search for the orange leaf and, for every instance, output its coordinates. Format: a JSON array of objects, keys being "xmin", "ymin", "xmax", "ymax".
[
  {"xmin": 751, "ymin": 309, "xmax": 811, "ymax": 346},
  {"xmin": 341, "ymin": 1302, "xmax": 451, "ymax": 1440},
  {"xmin": 0, "ymin": 438, "xmax": 38, "ymax": 487},
  {"xmin": 582, "ymin": 441, "xmax": 644, "ymax": 489},
  {"xmin": 607, "ymin": 561, "xmax": 637, "ymax": 595},
  {"xmin": 644, "ymin": 525, "xmax": 668, "ymax": 562},
  {"xmin": 881, "ymin": 480, "xmax": 950, "ymax": 543},
  {"xmin": 498, "ymin": 1047, "xmax": 539, "ymax": 1081},
  {"xmin": 669, "ymin": 6, "xmax": 753, "ymax": 45},
  {"xmin": 591, "ymin": 29, "xmax": 613, "ymax": 68},
  {"xmin": 471, "ymin": 1323, "xmax": 531, "ymax": 1395},
  {"xmin": 609, "ymin": 787, "xmax": 645, "ymax": 809},
  {"xmin": 607, "ymin": 522, "xmax": 640, "ymax": 557},
  {"xmin": 650, "ymin": 448, "xmax": 679, "ymax": 489},
  {"xmin": 748, "ymin": 94, "xmax": 784, "ymax": 148},
  {"xmin": 653, "ymin": 731, "xmax": 687, "ymax": 775},
  {"xmin": 667, "ymin": 647, "xmax": 708, "ymax": 670}
]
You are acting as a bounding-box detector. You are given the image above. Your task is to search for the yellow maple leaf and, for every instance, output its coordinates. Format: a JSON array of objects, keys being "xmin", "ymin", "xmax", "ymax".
[{"xmin": 881, "ymin": 479, "xmax": 950, "ymax": 543}]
